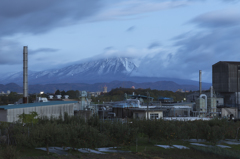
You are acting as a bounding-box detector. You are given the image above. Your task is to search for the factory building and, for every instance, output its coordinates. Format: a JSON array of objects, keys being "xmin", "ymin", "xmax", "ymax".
[
  {"xmin": 212, "ymin": 61, "xmax": 240, "ymax": 107},
  {"xmin": 132, "ymin": 109, "xmax": 163, "ymax": 119},
  {"xmin": 158, "ymin": 97, "xmax": 174, "ymax": 103},
  {"xmin": 212, "ymin": 61, "xmax": 240, "ymax": 118},
  {"xmin": 187, "ymin": 70, "xmax": 218, "ymax": 118},
  {"xmin": 0, "ymin": 101, "xmax": 79, "ymax": 122},
  {"xmin": 195, "ymin": 95, "xmax": 217, "ymax": 117}
]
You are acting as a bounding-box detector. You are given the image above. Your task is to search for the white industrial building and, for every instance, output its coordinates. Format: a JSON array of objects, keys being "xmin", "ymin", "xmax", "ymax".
[
  {"xmin": 132, "ymin": 109, "xmax": 163, "ymax": 119},
  {"xmin": 0, "ymin": 101, "xmax": 79, "ymax": 122}
]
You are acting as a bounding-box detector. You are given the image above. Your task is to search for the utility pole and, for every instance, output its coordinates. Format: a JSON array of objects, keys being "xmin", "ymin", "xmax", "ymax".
[
  {"xmin": 147, "ymin": 91, "xmax": 149, "ymax": 120},
  {"xmin": 237, "ymin": 65, "xmax": 240, "ymax": 119}
]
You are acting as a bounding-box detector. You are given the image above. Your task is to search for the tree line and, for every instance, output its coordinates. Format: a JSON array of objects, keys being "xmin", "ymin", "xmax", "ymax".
[
  {"xmin": 0, "ymin": 88, "xmax": 188, "ymax": 105},
  {"xmin": 91, "ymin": 88, "xmax": 188, "ymax": 103}
]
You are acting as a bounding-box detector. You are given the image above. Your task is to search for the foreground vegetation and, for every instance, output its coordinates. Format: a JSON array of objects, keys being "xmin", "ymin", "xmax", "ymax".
[{"xmin": 1, "ymin": 114, "xmax": 240, "ymax": 158}]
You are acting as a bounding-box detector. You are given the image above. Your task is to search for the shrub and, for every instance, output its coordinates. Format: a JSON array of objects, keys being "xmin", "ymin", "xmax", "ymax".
[{"xmin": 0, "ymin": 145, "xmax": 19, "ymax": 159}]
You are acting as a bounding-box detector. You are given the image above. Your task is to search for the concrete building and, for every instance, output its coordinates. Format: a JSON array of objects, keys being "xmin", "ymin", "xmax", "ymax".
[
  {"xmin": 195, "ymin": 95, "xmax": 217, "ymax": 117},
  {"xmin": 110, "ymin": 98, "xmax": 191, "ymax": 119},
  {"xmin": 64, "ymin": 95, "xmax": 69, "ymax": 99},
  {"xmin": 158, "ymin": 97, "xmax": 174, "ymax": 103},
  {"xmin": 103, "ymin": 85, "xmax": 107, "ymax": 93},
  {"xmin": 221, "ymin": 107, "xmax": 238, "ymax": 119},
  {"xmin": 55, "ymin": 95, "xmax": 62, "ymax": 99},
  {"xmin": 133, "ymin": 109, "xmax": 163, "ymax": 119},
  {"xmin": 89, "ymin": 91, "xmax": 101, "ymax": 97},
  {"xmin": 0, "ymin": 90, "xmax": 11, "ymax": 96},
  {"xmin": 212, "ymin": 61, "xmax": 240, "ymax": 118},
  {"xmin": 212, "ymin": 61, "xmax": 240, "ymax": 106},
  {"xmin": 0, "ymin": 101, "xmax": 78, "ymax": 122},
  {"xmin": 176, "ymin": 89, "xmax": 184, "ymax": 93}
]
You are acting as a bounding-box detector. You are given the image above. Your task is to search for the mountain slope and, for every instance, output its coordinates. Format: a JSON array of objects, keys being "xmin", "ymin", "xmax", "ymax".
[
  {"xmin": 0, "ymin": 57, "xmax": 211, "ymax": 89},
  {"xmin": 0, "ymin": 57, "xmax": 137, "ymax": 85}
]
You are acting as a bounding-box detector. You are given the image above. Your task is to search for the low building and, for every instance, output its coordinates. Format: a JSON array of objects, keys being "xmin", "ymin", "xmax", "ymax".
[
  {"xmin": 132, "ymin": 109, "xmax": 163, "ymax": 119},
  {"xmin": 0, "ymin": 90, "xmax": 11, "ymax": 96},
  {"xmin": 158, "ymin": 97, "xmax": 174, "ymax": 103},
  {"xmin": 103, "ymin": 85, "xmax": 107, "ymax": 93},
  {"xmin": 221, "ymin": 107, "xmax": 238, "ymax": 119},
  {"xmin": 0, "ymin": 101, "xmax": 79, "ymax": 122}
]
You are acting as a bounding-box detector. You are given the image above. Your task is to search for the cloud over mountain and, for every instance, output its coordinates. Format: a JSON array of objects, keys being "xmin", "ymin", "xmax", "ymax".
[{"xmin": 190, "ymin": 9, "xmax": 240, "ymax": 28}]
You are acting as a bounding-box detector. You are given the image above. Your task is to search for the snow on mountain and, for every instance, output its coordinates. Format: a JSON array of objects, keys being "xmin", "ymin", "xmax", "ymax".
[
  {"xmin": 33, "ymin": 57, "xmax": 137, "ymax": 78},
  {"xmin": 0, "ymin": 57, "xmax": 138, "ymax": 85}
]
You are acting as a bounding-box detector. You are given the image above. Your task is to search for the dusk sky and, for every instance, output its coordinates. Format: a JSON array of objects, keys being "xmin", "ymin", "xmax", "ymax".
[{"xmin": 0, "ymin": 0, "xmax": 240, "ymax": 83}]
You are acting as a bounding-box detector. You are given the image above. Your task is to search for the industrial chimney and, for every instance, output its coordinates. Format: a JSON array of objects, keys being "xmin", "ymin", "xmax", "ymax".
[
  {"xmin": 23, "ymin": 46, "xmax": 28, "ymax": 104},
  {"xmin": 199, "ymin": 70, "xmax": 202, "ymax": 96},
  {"xmin": 210, "ymin": 86, "xmax": 213, "ymax": 98}
]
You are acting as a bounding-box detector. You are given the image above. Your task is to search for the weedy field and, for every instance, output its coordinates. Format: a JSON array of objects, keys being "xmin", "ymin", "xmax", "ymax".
[{"xmin": 1, "ymin": 113, "xmax": 240, "ymax": 159}]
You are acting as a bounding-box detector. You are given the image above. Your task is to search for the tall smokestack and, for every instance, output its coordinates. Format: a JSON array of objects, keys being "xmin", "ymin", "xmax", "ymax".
[
  {"xmin": 23, "ymin": 46, "xmax": 28, "ymax": 104},
  {"xmin": 199, "ymin": 70, "xmax": 202, "ymax": 96}
]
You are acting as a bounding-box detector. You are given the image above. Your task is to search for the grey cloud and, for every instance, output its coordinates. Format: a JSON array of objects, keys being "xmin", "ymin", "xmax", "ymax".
[
  {"xmin": 126, "ymin": 26, "xmax": 135, "ymax": 32},
  {"xmin": 221, "ymin": 0, "xmax": 240, "ymax": 3},
  {"xmin": 136, "ymin": 26, "xmax": 240, "ymax": 82},
  {"xmin": 0, "ymin": 0, "xmax": 103, "ymax": 36},
  {"xmin": 148, "ymin": 42, "xmax": 161, "ymax": 49},
  {"xmin": 0, "ymin": 40, "xmax": 22, "ymax": 65},
  {"xmin": 104, "ymin": 46, "xmax": 114, "ymax": 51},
  {"xmin": 171, "ymin": 27, "xmax": 240, "ymax": 81},
  {"xmin": 190, "ymin": 10, "xmax": 240, "ymax": 28},
  {"xmin": 30, "ymin": 48, "xmax": 59, "ymax": 55}
]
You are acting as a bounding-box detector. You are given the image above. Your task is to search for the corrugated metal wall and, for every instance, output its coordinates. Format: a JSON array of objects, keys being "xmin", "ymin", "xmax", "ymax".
[
  {"xmin": 0, "ymin": 110, "xmax": 7, "ymax": 122},
  {"xmin": 5, "ymin": 103, "xmax": 77, "ymax": 122}
]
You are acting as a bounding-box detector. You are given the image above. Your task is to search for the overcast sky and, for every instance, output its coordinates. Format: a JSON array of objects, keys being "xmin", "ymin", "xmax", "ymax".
[{"xmin": 0, "ymin": 0, "xmax": 240, "ymax": 83}]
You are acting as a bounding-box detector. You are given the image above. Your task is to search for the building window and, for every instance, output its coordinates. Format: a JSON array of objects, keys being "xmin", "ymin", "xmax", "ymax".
[{"xmin": 150, "ymin": 113, "xmax": 159, "ymax": 119}]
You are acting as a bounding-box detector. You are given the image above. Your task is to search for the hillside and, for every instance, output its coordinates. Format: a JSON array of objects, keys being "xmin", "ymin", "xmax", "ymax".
[{"xmin": 0, "ymin": 81, "xmax": 200, "ymax": 94}]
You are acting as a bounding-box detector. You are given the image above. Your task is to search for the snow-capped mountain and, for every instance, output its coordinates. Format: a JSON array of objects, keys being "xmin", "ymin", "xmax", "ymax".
[
  {"xmin": 50, "ymin": 57, "xmax": 137, "ymax": 77},
  {"xmin": 0, "ymin": 57, "xmax": 212, "ymax": 90},
  {"xmin": 0, "ymin": 57, "xmax": 138, "ymax": 85}
]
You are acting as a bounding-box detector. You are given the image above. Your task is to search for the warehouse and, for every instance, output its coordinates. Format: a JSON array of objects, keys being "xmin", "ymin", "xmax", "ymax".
[{"xmin": 0, "ymin": 101, "xmax": 79, "ymax": 122}]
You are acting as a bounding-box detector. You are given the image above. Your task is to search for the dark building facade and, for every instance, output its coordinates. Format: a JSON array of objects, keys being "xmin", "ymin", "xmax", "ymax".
[{"xmin": 212, "ymin": 61, "xmax": 240, "ymax": 107}]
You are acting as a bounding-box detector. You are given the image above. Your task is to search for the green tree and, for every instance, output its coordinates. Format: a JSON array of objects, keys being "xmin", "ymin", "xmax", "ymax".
[
  {"xmin": 61, "ymin": 90, "xmax": 66, "ymax": 96},
  {"xmin": 55, "ymin": 90, "xmax": 61, "ymax": 95},
  {"xmin": 31, "ymin": 122, "xmax": 61, "ymax": 154},
  {"xmin": 18, "ymin": 112, "xmax": 38, "ymax": 124}
]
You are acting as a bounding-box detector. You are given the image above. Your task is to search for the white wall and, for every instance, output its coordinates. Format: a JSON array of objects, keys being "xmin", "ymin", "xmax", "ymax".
[
  {"xmin": 146, "ymin": 111, "xmax": 163, "ymax": 119},
  {"xmin": 221, "ymin": 108, "xmax": 238, "ymax": 118},
  {"xmin": 133, "ymin": 111, "xmax": 163, "ymax": 119},
  {"xmin": 5, "ymin": 103, "xmax": 76, "ymax": 122}
]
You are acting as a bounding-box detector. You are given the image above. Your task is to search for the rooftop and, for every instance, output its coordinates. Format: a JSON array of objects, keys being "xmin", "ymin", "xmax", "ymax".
[
  {"xmin": 129, "ymin": 95, "xmax": 154, "ymax": 99},
  {"xmin": 213, "ymin": 61, "xmax": 240, "ymax": 65},
  {"xmin": 0, "ymin": 101, "xmax": 78, "ymax": 110}
]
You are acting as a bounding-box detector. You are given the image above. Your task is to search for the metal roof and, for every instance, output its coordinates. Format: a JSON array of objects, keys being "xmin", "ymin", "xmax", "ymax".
[
  {"xmin": 158, "ymin": 97, "xmax": 173, "ymax": 100},
  {"xmin": 213, "ymin": 61, "xmax": 240, "ymax": 65},
  {"xmin": 0, "ymin": 101, "xmax": 78, "ymax": 110},
  {"xmin": 129, "ymin": 95, "xmax": 154, "ymax": 99}
]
